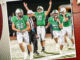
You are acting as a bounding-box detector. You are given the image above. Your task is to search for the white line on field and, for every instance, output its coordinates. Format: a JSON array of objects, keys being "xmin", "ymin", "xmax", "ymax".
[{"xmin": 33, "ymin": 52, "xmax": 76, "ymax": 60}]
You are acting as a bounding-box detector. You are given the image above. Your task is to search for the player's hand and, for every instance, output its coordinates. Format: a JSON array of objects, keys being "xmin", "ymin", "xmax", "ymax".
[
  {"xmin": 63, "ymin": 13, "xmax": 66, "ymax": 17},
  {"xmin": 49, "ymin": 0, "xmax": 52, "ymax": 5},
  {"xmin": 16, "ymin": 30, "xmax": 21, "ymax": 32},
  {"xmin": 22, "ymin": 29, "xmax": 26, "ymax": 32},
  {"xmin": 36, "ymin": 35, "xmax": 39, "ymax": 39},
  {"xmin": 45, "ymin": 26, "xmax": 48, "ymax": 29},
  {"xmin": 56, "ymin": 18, "xmax": 60, "ymax": 23},
  {"xmin": 65, "ymin": 18, "xmax": 68, "ymax": 22},
  {"xmin": 23, "ymin": 2, "xmax": 27, "ymax": 7}
]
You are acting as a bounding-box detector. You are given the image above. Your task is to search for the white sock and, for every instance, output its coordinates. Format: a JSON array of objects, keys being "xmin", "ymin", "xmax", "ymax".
[
  {"xmin": 30, "ymin": 52, "xmax": 33, "ymax": 59},
  {"xmin": 23, "ymin": 52, "xmax": 27, "ymax": 59},
  {"xmin": 60, "ymin": 50, "xmax": 63, "ymax": 54}
]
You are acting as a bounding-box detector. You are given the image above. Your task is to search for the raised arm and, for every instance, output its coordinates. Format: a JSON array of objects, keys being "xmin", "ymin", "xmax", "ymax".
[
  {"xmin": 62, "ymin": 13, "xmax": 68, "ymax": 22},
  {"xmin": 45, "ymin": 0, "xmax": 52, "ymax": 16},
  {"xmin": 23, "ymin": 2, "xmax": 30, "ymax": 11},
  {"xmin": 23, "ymin": 2, "xmax": 35, "ymax": 17}
]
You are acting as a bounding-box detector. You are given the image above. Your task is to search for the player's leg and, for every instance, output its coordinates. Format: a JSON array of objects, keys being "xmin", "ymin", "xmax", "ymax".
[
  {"xmin": 17, "ymin": 32, "xmax": 27, "ymax": 59},
  {"xmin": 27, "ymin": 44, "xmax": 32, "ymax": 53},
  {"xmin": 27, "ymin": 31, "xmax": 32, "ymax": 55},
  {"xmin": 23, "ymin": 31, "xmax": 33, "ymax": 59},
  {"xmin": 17, "ymin": 33, "xmax": 25, "ymax": 52},
  {"xmin": 54, "ymin": 38, "xmax": 58, "ymax": 43},
  {"xmin": 53, "ymin": 31, "xmax": 59, "ymax": 50},
  {"xmin": 59, "ymin": 31, "xmax": 64, "ymax": 54},
  {"xmin": 19, "ymin": 43, "xmax": 25, "ymax": 52},
  {"xmin": 64, "ymin": 32, "xmax": 69, "ymax": 47},
  {"xmin": 41, "ymin": 26, "xmax": 46, "ymax": 52},
  {"xmin": 62, "ymin": 27, "xmax": 69, "ymax": 48},
  {"xmin": 37, "ymin": 26, "xmax": 41, "ymax": 40},
  {"xmin": 41, "ymin": 40, "xmax": 45, "ymax": 51},
  {"xmin": 64, "ymin": 33, "xmax": 68, "ymax": 43},
  {"xmin": 60, "ymin": 43, "xmax": 64, "ymax": 54},
  {"xmin": 67, "ymin": 26, "xmax": 74, "ymax": 47},
  {"xmin": 70, "ymin": 38, "xmax": 74, "ymax": 45},
  {"xmin": 37, "ymin": 26, "xmax": 45, "ymax": 52},
  {"xmin": 53, "ymin": 31, "xmax": 58, "ymax": 43}
]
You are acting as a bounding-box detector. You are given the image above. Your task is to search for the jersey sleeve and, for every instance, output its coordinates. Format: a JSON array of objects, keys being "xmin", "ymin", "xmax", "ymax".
[
  {"xmin": 44, "ymin": 11, "xmax": 46, "ymax": 15},
  {"xmin": 65, "ymin": 13, "xmax": 71, "ymax": 18},
  {"xmin": 23, "ymin": 15, "xmax": 29, "ymax": 23},
  {"xmin": 11, "ymin": 16, "xmax": 16, "ymax": 23},
  {"xmin": 65, "ymin": 13, "xmax": 72, "ymax": 21},
  {"xmin": 34, "ymin": 12, "xmax": 37, "ymax": 17},
  {"xmin": 48, "ymin": 17, "xmax": 53, "ymax": 24},
  {"xmin": 59, "ymin": 15, "xmax": 64, "ymax": 23}
]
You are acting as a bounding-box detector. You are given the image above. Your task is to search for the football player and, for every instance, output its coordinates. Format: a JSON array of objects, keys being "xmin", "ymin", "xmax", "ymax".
[
  {"xmin": 59, "ymin": 7, "xmax": 74, "ymax": 48},
  {"xmin": 11, "ymin": 8, "xmax": 33, "ymax": 60},
  {"xmin": 23, "ymin": 0, "xmax": 52, "ymax": 52},
  {"xmin": 46, "ymin": 10, "xmax": 64, "ymax": 54}
]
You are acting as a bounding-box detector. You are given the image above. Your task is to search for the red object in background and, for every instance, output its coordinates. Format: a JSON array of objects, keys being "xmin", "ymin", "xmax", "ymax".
[{"xmin": 0, "ymin": 5, "xmax": 3, "ymax": 40}]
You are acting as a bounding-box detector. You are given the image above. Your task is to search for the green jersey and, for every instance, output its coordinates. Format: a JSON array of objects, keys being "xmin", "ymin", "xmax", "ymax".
[
  {"xmin": 59, "ymin": 13, "xmax": 72, "ymax": 27},
  {"xmin": 59, "ymin": 14, "xmax": 64, "ymax": 24},
  {"xmin": 11, "ymin": 15, "xmax": 29, "ymax": 32},
  {"xmin": 35, "ymin": 11, "xmax": 46, "ymax": 26},
  {"xmin": 48, "ymin": 17, "xmax": 61, "ymax": 31}
]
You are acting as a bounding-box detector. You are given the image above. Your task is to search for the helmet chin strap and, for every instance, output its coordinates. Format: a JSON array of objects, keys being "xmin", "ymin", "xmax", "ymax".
[
  {"xmin": 17, "ymin": 15, "xmax": 23, "ymax": 20},
  {"xmin": 16, "ymin": 13, "xmax": 23, "ymax": 18}
]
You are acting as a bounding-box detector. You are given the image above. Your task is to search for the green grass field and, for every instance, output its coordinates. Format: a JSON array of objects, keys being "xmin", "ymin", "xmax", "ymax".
[{"xmin": 10, "ymin": 37, "xmax": 76, "ymax": 60}]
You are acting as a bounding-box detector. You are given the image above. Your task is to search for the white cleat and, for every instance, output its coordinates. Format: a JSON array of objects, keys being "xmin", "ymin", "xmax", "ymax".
[
  {"xmin": 68, "ymin": 44, "xmax": 75, "ymax": 49},
  {"xmin": 64, "ymin": 44, "xmax": 68, "ymax": 50},
  {"xmin": 23, "ymin": 52, "xmax": 27, "ymax": 60},
  {"xmin": 73, "ymin": 44, "xmax": 75, "ymax": 49},
  {"xmin": 55, "ymin": 44, "xmax": 59, "ymax": 51},
  {"xmin": 60, "ymin": 50, "xmax": 64, "ymax": 55},
  {"xmin": 30, "ymin": 52, "xmax": 33, "ymax": 60}
]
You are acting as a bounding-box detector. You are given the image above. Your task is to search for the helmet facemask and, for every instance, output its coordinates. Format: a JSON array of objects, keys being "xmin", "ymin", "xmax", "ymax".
[{"xmin": 51, "ymin": 10, "xmax": 59, "ymax": 18}]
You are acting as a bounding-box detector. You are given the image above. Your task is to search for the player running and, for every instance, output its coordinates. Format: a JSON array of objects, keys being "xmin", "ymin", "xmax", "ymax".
[
  {"xmin": 46, "ymin": 10, "xmax": 64, "ymax": 54},
  {"xmin": 11, "ymin": 8, "xmax": 33, "ymax": 60},
  {"xmin": 23, "ymin": 0, "xmax": 52, "ymax": 52},
  {"xmin": 59, "ymin": 7, "xmax": 74, "ymax": 49}
]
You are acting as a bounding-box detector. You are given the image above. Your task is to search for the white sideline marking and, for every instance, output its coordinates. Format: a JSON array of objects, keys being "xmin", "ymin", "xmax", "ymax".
[{"xmin": 34, "ymin": 52, "xmax": 76, "ymax": 60}]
